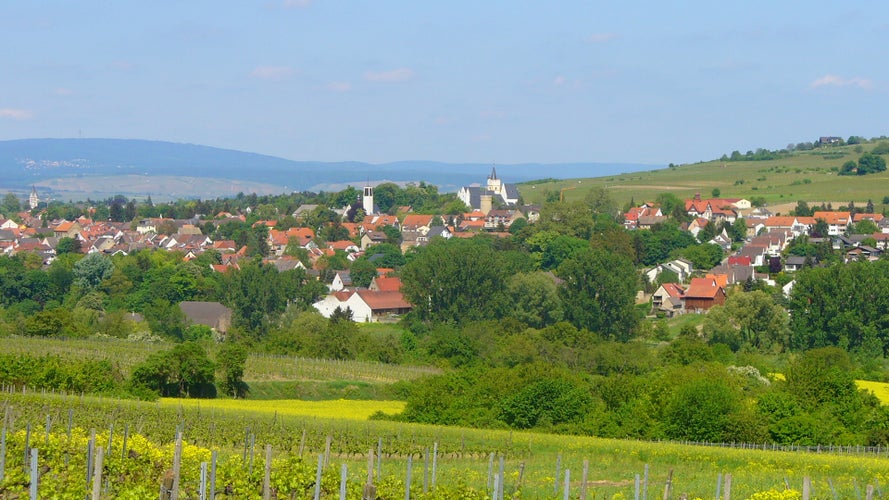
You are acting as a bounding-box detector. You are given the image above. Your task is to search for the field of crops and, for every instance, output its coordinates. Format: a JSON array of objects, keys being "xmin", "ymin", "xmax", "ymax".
[
  {"xmin": 520, "ymin": 144, "xmax": 889, "ymax": 209},
  {"xmin": 2, "ymin": 391, "xmax": 887, "ymax": 499},
  {"xmin": 0, "ymin": 335, "xmax": 439, "ymax": 385}
]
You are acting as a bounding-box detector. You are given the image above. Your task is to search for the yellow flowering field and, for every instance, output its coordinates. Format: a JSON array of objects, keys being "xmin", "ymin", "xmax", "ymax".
[
  {"xmin": 857, "ymin": 379, "xmax": 889, "ymax": 405},
  {"xmin": 160, "ymin": 398, "xmax": 406, "ymax": 420}
]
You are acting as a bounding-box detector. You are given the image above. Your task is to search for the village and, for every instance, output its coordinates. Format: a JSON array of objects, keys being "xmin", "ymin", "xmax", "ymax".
[{"xmin": 2, "ymin": 169, "xmax": 888, "ymax": 329}]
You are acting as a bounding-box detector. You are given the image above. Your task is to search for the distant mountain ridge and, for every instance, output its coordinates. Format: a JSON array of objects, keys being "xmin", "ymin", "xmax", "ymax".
[{"xmin": 0, "ymin": 138, "xmax": 658, "ymax": 199}]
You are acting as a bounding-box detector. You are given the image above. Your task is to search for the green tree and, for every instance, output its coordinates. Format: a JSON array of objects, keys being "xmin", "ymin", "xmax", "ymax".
[
  {"xmin": 401, "ymin": 238, "xmax": 507, "ymax": 324},
  {"xmin": 1, "ymin": 193, "xmax": 21, "ymax": 215},
  {"xmin": 223, "ymin": 261, "xmax": 290, "ymax": 338},
  {"xmin": 664, "ymin": 375, "xmax": 741, "ymax": 442},
  {"xmin": 679, "ymin": 243, "xmax": 724, "ymax": 270},
  {"xmin": 557, "ymin": 247, "xmax": 639, "ymax": 340},
  {"xmin": 852, "ymin": 219, "xmax": 878, "ymax": 235},
  {"xmin": 72, "ymin": 253, "xmax": 114, "ymax": 290},
  {"xmin": 56, "ymin": 237, "xmax": 82, "ymax": 255},
  {"xmin": 130, "ymin": 342, "xmax": 216, "ymax": 398},
  {"xmin": 704, "ymin": 290, "xmax": 790, "ymax": 352},
  {"xmin": 217, "ymin": 341, "xmax": 249, "ymax": 398},
  {"xmin": 858, "ymin": 153, "xmax": 887, "ymax": 175},
  {"xmin": 349, "ymin": 257, "xmax": 378, "ymax": 288},
  {"xmin": 505, "ymin": 272, "xmax": 564, "ymax": 328}
]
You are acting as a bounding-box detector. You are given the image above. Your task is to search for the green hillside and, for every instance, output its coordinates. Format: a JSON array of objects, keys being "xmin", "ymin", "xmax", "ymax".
[{"xmin": 519, "ymin": 141, "xmax": 889, "ymax": 211}]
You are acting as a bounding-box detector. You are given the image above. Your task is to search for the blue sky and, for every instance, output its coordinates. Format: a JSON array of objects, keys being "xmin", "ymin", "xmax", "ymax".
[{"xmin": 2, "ymin": 1, "xmax": 887, "ymax": 167}]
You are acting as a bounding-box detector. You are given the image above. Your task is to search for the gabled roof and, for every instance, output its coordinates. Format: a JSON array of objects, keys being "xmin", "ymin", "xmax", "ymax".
[
  {"xmin": 401, "ymin": 214, "xmax": 434, "ymax": 229},
  {"xmin": 370, "ymin": 276, "xmax": 402, "ymax": 292},
  {"xmin": 684, "ymin": 277, "xmax": 723, "ymax": 299},
  {"xmin": 727, "ymin": 256, "xmax": 752, "ymax": 267},
  {"xmin": 355, "ymin": 290, "xmax": 412, "ymax": 311},
  {"xmin": 764, "ymin": 216, "xmax": 797, "ymax": 227},
  {"xmin": 658, "ymin": 283, "xmax": 685, "ymax": 298},
  {"xmin": 853, "ymin": 213, "xmax": 884, "ymax": 223},
  {"xmin": 813, "ymin": 211, "xmax": 852, "ymax": 225}
]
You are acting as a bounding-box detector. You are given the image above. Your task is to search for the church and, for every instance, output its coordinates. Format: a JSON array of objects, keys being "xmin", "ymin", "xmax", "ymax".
[{"xmin": 457, "ymin": 167, "xmax": 520, "ymax": 214}]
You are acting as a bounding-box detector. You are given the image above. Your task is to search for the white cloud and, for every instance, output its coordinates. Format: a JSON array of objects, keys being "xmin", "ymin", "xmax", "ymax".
[
  {"xmin": 282, "ymin": 0, "xmax": 311, "ymax": 7},
  {"xmin": 553, "ymin": 75, "xmax": 566, "ymax": 86},
  {"xmin": 326, "ymin": 81, "xmax": 352, "ymax": 92},
  {"xmin": 364, "ymin": 68, "xmax": 415, "ymax": 83},
  {"xmin": 0, "ymin": 109, "xmax": 33, "ymax": 120},
  {"xmin": 54, "ymin": 88, "xmax": 74, "ymax": 96},
  {"xmin": 250, "ymin": 66, "xmax": 295, "ymax": 80},
  {"xmin": 587, "ymin": 33, "xmax": 618, "ymax": 43},
  {"xmin": 810, "ymin": 74, "xmax": 872, "ymax": 90}
]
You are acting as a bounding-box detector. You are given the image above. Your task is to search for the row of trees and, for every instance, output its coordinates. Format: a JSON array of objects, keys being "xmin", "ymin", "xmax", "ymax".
[{"xmin": 399, "ymin": 341, "xmax": 888, "ymax": 446}]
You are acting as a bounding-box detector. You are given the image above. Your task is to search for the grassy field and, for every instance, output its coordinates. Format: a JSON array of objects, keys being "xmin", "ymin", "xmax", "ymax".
[
  {"xmin": 2, "ymin": 391, "xmax": 887, "ymax": 498},
  {"xmin": 519, "ymin": 143, "xmax": 889, "ymax": 209},
  {"xmin": 0, "ymin": 335, "xmax": 440, "ymax": 400}
]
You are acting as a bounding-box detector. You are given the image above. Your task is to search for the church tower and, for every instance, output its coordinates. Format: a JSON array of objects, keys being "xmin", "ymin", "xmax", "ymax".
[
  {"xmin": 28, "ymin": 186, "xmax": 39, "ymax": 210},
  {"xmin": 362, "ymin": 185, "xmax": 375, "ymax": 215},
  {"xmin": 486, "ymin": 166, "xmax": 503, "ymax": 196}
]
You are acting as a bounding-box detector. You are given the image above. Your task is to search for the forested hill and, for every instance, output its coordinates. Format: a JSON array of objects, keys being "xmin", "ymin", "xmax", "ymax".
[{"xmin": 0, "ymin": 138, "xmax": 656, "ymax": 195}]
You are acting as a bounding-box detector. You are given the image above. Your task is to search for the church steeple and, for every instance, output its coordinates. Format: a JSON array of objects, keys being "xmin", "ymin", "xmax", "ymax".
[
  {"xmin": 489, "ymin": 165, "xmax": 497, "ymax": 180},
  {"xmin": 28, "ymin": 186, "xmax": 39, "ymax": 210}
]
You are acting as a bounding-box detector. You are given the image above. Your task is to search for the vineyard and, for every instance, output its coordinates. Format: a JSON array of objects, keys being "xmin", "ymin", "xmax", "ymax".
[
  {"xmin": 0, "ymin": 335, "xmax": 440, "ymax": 385},
  {"xmin": 2, "ymin": 391, "xmax": 888, "ymax": 499}
]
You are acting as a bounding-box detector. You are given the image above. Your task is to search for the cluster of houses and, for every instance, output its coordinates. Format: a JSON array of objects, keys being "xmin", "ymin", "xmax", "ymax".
[
  {"xmin": 5, "ymin": 170, "xmax": 540, "ymax": 324},
  {"xmin": 10, "ymin": 176, "xmax": 888, "ymax": 326},
  {"xmin": 631, "ymin": 194, "xmax": 889, "ymax": 317}
]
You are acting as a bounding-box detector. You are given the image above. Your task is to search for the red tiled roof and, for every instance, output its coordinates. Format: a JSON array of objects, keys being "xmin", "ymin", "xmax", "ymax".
[
  {"xmin": 727, "ymin": 256, "xmax": 752, "ymax": 267},
  {"xmin": 355, "ymin": 290, "xmax": 411, "ymax": 310},
  {"xmin": 660, "ymin": 283, "xmax": 685, "ymax": 298},
  {"xmin": 685, "ymin": 278, "xmax": 722, "ymax": 299},
  {"xmin": 372, "ymin": 276, "xmax": 402, "ymax": 292},
  {"xmin": 813, "ymin": 211, "xmax": 851, "ymax": 225},
  {"xmin": 401, "ymin": 214, "xmax": 433, "ymax": 228}
]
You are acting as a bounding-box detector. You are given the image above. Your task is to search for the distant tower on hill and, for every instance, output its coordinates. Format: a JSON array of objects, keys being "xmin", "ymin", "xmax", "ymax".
[
  {"xmin": 29, "ymin": 186, "xmax": 39, "ymax": 210},
  {"xmin": 362, "ymin": 185, "xmax": 375, "ymax": 215}
]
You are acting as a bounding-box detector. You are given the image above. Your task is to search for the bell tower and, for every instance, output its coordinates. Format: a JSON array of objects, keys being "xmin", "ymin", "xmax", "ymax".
[{"xmin": 362, "ymin": 185, "xmax": 374, "ymax": 215}]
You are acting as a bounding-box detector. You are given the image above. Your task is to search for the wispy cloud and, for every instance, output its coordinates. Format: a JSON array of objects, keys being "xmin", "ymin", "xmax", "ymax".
[
  {"xmin": 326, "ymin": 81, "xmax": 352, "ymax": 92},
  {"xmin": 587, "ymin": 33, "xmax": 619, "ymax": 43},
  {"xmin": 54, "ymin": 88, "xmax": 74, "ymax": 96},
  {"xmin": 0, "ymin": 109, "xmax": 33, "ymax": 120},
  {"xmin": 810, "ymin": 74, "xmax": 872, "ymax": 90},
  {"xmin": 282, "ymin": 0, "xmax": 311, "ymax": 7},
  {"xmin": 364, "ymin": 68, "xmax": 415, "ymax": 83},
  {"xmin": 250, "ymin": 66, "xmax": 295, "ymax": 81}
]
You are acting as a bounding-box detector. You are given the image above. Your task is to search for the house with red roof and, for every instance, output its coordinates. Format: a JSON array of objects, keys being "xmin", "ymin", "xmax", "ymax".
[
  {"xmin": 651, "ymin": 282, "xmax": 686, "ymax": 317},
  {"xmin": 684, "ymin": 277, "xmax": 726, "ymax": 312},
  {"xmin": 369, "ymin": 276, "xmax": 402, "ymax": 292},
  {"xmin": 313, "ymin": 289, "xmax": 412, "ymax": 323},
  {"xmin": 813, "ymin": 211, "xmax": 852, "ymax": 235}
]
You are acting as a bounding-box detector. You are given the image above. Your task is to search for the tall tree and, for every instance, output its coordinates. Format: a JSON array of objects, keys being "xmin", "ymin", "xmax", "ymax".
[
  {"xmin": 401, "ymin": 238, "xmax": 507, "ymax": 324},
  {"xmin": 557, "ymin": 247, "xmax": 639, "ymax": 341}
]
